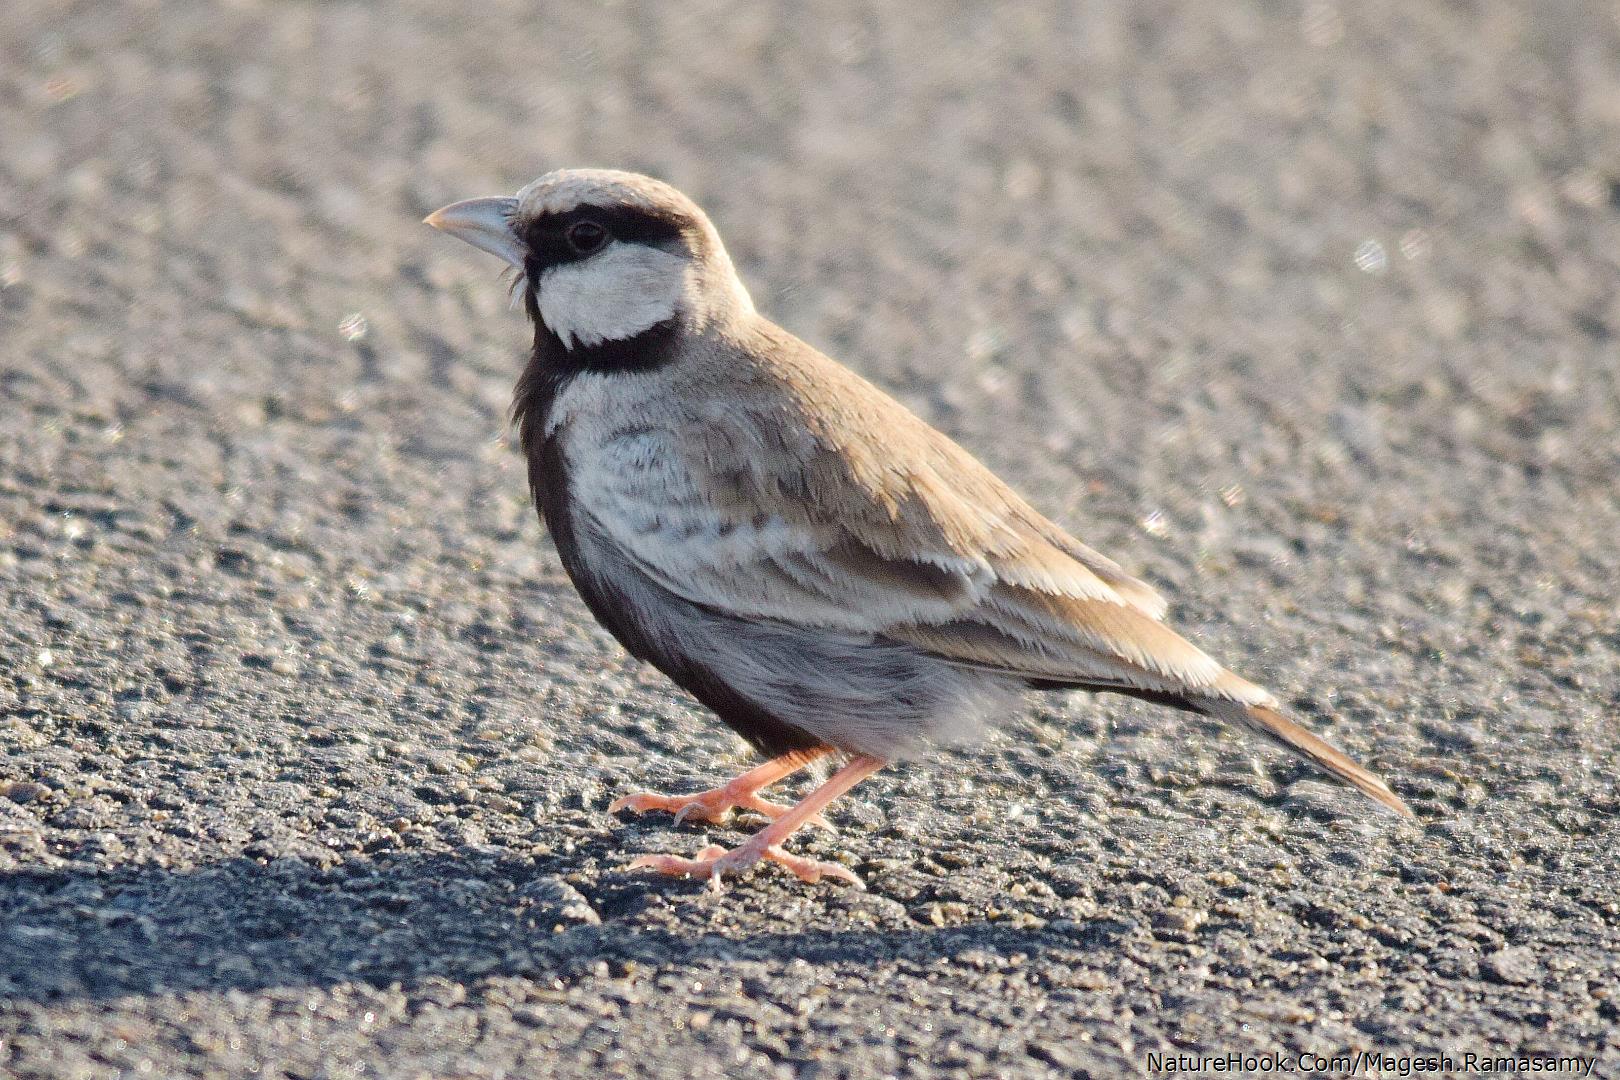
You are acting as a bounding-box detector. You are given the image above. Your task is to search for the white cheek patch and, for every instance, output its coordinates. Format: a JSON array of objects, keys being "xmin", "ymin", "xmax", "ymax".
[{"xmin": 538, "ymin": 243, "xmax": 687, "ymax": 348}]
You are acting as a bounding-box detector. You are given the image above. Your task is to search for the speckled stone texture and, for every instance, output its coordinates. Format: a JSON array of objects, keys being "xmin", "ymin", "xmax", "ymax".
[{"xmin": 2, "ymin": 2, "xmax": 1617, "ymax": 1077}]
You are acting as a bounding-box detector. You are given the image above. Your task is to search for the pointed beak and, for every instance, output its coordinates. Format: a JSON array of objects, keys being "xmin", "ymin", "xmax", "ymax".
[{"xmin": 423, "ymin": 196, "xmax": 525, "ymax": 269}]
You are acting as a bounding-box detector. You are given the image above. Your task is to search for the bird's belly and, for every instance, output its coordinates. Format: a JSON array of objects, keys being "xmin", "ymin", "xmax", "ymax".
[{"xmin": 571, "ymin": 528, "xmax": 1019, "ymax": 759}]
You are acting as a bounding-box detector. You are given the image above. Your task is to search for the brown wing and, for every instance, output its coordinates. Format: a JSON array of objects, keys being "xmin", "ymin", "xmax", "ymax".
[{"xmin": 571, "ymin": 323, "xmax": 1254, "ymax": 703}]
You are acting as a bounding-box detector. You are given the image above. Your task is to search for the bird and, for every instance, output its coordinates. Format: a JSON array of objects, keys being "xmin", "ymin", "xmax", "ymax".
[{"xmin": 423, "ymin": 169, "xmax": 1412, "ymax": 891}]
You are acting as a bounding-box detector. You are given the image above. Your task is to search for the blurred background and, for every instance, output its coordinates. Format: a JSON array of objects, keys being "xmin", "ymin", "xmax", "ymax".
[{"xmin": 2, "ymin": 2, "xmax": 1618, "ymax": 1077}]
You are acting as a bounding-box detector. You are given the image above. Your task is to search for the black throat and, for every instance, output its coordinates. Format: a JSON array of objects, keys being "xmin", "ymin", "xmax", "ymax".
[{"xmin": 511, "ymin": 281, "xmax": 681, "ymax": 521}]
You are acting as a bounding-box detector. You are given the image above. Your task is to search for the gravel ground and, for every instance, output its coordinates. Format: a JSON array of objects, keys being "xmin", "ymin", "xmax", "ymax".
[{"xmin": 3, "ymin": 2, "xmax": 1619, "ymax": 1077}]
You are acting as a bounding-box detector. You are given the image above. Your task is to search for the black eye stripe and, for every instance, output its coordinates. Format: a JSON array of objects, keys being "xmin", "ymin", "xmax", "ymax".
[{"xmin": 522, "ymin": 204, "xmax": 688, "ymax": 270}]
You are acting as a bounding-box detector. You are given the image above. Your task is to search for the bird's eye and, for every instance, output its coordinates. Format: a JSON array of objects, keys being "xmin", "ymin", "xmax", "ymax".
[{"xmin": 566, "ymin": 220, "xmax": 608, "ymax": 255}]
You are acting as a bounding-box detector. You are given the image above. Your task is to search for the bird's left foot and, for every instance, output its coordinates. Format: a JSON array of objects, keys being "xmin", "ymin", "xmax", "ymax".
[
  {"xmin": 628, "ymin": 839, "xmax": 863, "ymax": 892},
  {"xmin": 608, "ymin": 783, "xmax": 833, "ymax": 831},
  {"xmin": 609, "ymin": 786, "xmax": 800, "ymax": 826}
]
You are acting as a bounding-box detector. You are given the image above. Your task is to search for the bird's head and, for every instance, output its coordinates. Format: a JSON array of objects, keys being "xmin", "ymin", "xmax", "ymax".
[{"xmin": 425, "ymin": 169, "xmax": 752, "ymax": 353}]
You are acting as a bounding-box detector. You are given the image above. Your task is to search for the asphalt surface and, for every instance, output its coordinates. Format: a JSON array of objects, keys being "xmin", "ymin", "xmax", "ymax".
[{"xmin": 3, "ymin": 2, "xmax": 1619, "ymax": 1077}]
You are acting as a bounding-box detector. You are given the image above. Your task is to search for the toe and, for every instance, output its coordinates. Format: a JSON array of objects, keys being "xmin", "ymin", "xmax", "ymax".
[
  {"xmin": 803, "ymin": 813, "xmax": 838, "ymax": 834},
  {"xmin": 626, "ymin": 852, "xmax": 683, "ymax": 875},
  {"xmin": 738, "ymin": 794, "xmax": 792, "ymax": 818},
  {"xmin": 627, "ymin": 844, "xmax": 732, "ymax": 881},
  {"xmin": 610, "ymin": 790, "xmax": 734, "ymax": 825},
  {"xmin": 737, "ymin": 796, "xmax": 835, "ymax": 832},
  {"xmin": 608, "ymin": 792, "xmax": 660, "ymax": 815},
  {"xmin": 763, "ymin": 846, "xmax": 864, "ymax": 888}
]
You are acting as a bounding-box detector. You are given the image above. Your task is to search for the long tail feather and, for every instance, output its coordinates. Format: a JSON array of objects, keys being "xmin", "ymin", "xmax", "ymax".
[{"xmin": 1204, "ymin": 700, "xmax": 1414, "ymax": 819}]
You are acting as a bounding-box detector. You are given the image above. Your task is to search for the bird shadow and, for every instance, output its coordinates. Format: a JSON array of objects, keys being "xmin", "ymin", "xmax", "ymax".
[{"xmin": 0, "ymin": 845, "xmax": 1127, "ymax": 1004}]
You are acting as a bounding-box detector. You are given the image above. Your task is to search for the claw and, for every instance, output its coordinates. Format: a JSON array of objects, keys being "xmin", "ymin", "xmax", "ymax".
[{"xmin": 670, "ymin": 803, "xmax": 702, "ymax": 827}]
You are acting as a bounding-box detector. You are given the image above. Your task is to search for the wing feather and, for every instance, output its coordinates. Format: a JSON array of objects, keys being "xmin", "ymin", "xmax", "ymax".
[{"xmin": 559, "ymin": 326, "xmax": 1227, "ymax": 699}]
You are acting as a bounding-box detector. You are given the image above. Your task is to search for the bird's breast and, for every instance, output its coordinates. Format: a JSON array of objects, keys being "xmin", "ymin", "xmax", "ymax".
[{"xmin": 562, "ymin": 414, "xmax": 789, "ymax": 564}]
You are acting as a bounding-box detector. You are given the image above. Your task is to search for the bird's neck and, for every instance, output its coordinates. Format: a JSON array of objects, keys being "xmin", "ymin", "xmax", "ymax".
[{"xmin": 528, "ymin": 310, "xmax": 682, "ymax": 377}]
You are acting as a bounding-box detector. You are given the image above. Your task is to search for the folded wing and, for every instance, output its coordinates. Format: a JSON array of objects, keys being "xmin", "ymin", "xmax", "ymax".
[{"xmin": 566, "ymin": 333, "xmax": 1253, "ymax": 706}]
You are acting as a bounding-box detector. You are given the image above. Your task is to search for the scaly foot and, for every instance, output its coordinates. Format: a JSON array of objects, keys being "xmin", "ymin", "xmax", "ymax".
[
  {"xmin": 609, "ymin": 782, "xmax": 834, "ymax": 831},
  {"xmin": 629, "ymin": 840, "xmax": 863, "ymax": 892},
  {"xmin": 608, "ymin": 786, "xmax": 795, "ymax": 826},
  {"xmin": 607, "ymin": 750, "xmax": 834, "ymax": 828},
  {"xmin": 620, "ymin": 755, "xmax": 887, "ymax": 893}
]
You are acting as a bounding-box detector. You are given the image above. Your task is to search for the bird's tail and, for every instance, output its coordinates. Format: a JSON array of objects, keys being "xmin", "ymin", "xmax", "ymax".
[{"xmin": 1201, "ymin": 699, "xmax": 1414, "ymax": 819}]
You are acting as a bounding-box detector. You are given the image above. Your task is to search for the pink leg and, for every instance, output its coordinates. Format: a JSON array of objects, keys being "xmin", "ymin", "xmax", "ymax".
[
  {"xmin": 608, "ymin": 748, "xmax": 832, "ymax": 827},
  {"xmin": 627, "ymin": 754, "xmax": 887, "ymax": 891}
]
